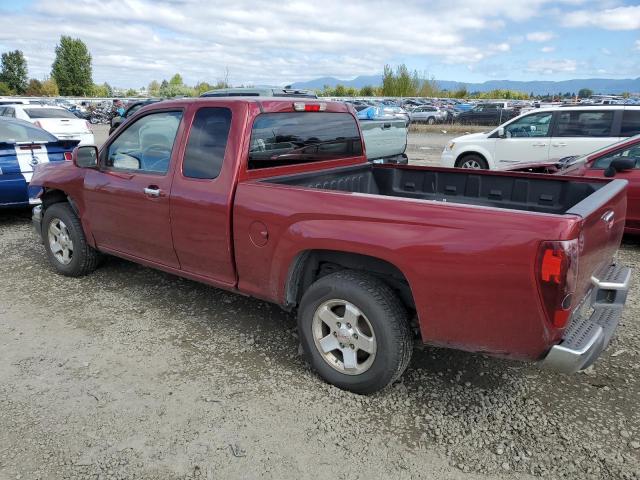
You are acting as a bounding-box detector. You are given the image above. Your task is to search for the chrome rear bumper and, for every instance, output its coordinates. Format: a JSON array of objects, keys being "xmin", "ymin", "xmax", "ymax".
[{"xmin": 540, "ymin": 264, "xmax": 631, "ymax": 374}]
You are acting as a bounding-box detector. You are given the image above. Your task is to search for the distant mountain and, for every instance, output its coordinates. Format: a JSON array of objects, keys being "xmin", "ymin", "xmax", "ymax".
[{"xmin": 291, "ymin": 76, "xmax": 640, "ymax": 95}]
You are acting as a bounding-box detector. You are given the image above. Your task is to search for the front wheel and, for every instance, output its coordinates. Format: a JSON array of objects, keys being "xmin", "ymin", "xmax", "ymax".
[
  {"xmin": 42, "ymin": 203, "xmax": 101, "ymax": 277},
  {"xmin": 456, "ymin": 154, "xmax": 489, "ymax": 169},
  {"xmin": 427, "ymin": 117, "xmax": 436, "ymax": 125},
  {"xmin": 298, "ymin": 270, "xmax": 413, "ymax": 394}
]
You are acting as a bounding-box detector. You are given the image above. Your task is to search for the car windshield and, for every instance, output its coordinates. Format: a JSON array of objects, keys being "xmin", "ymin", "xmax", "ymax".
[
  {"xmin": 0, "ymin": 120, "xmax": 57, "ymax": 143},
  {"xmin": 24, "ymin": 108, "xmax": 77, "ymax": 119}
]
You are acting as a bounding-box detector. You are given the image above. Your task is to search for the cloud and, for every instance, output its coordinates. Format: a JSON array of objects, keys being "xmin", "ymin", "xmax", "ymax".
[
  {"xmin": 526, "ymin": 31, "xmax": 555, "ymax": 42},
  {"xmin": 563, "ymin": 5, "xmax": 640, "ymax": 30},
  {"xmin": 526, "ymin": 58, "xmax": 577, "ymax": 74},
  {"xmin": 540, "ymin": 46, "xmax": 555, "ymax": 53}
]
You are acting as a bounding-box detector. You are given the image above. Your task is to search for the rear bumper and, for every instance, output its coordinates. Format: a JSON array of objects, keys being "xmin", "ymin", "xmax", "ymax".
[{"xmin": 540, "ymin": 264, "xmax": 631, "ymax": 374}]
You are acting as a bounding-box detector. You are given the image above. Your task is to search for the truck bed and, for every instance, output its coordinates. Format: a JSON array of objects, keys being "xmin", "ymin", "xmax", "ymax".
[{"xmin": 265, "ymin": 163, "xmax": 609, "ymax": 215}]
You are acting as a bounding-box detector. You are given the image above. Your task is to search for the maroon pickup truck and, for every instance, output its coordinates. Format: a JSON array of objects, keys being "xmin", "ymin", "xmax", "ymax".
[{"xmin": 30, "ymin": 98, "xmax": 631, "ymax": 394}]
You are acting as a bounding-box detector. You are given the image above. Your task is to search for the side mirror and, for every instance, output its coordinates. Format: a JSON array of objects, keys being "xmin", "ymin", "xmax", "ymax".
[
  {"xmin": 73, "ymin": 145, "xmax": 99, "ymax": 168},
  {"xmin": 604, "ymin": 158, "xmax": 635, "ymax": 178},
  {"xmin": 497, "ymin": 127, "xmax": 505, "ymax": 138}
]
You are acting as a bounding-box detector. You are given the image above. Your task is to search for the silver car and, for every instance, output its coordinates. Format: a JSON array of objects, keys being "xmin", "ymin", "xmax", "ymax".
[{"xmin": 409, "ymin": 106, "xmax": 446, "ymax": 124}]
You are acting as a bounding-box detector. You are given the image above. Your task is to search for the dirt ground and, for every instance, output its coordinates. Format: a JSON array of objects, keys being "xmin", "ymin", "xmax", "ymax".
[{"xmin": 1, "ymin": 128, "xmax": 638, "ymax": 480}]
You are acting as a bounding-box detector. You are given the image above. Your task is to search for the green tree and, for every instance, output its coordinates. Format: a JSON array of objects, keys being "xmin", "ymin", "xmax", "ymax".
[
  {"xmin": 51, "ymin": 36, "xmax": 93, "ymax": 95},
  {"xmin": 25, "ymin": 78, "xmax": 43, "ymax": 96},
  {"xmin": 148, "ymin": 80, "xmax": 160, "ymax": 96},
  {"xmin": 0, "ymin": 81, "xmax": 12, "ymax": 95},
  {"xmin": 359, "ymin": 85, "xmax": 374, "ymax": 96},
  {"xmin": 0, "ymin": 50, "xmax": 28, "ymax": 94},
  {"xmin": 381, "ymin": 64, "xmax": 396, "ymax": 96},
  {"xmin": 194, "ymin": 82, "xmax": 212, "ymax": 96},
  {"xmin": 125, "ymin": 88, "xmax": 138, "ymax": 96},
  {"xmin": 169, "ymin": 73, "xmax": 183, "ymax": 86},
  {"xmin": 578, "ymin": 88, "xmax": 593, "ymax": 98},
  {"xmin": 40, "ymin": 78, "xmax": 59, "ymax": 96}
]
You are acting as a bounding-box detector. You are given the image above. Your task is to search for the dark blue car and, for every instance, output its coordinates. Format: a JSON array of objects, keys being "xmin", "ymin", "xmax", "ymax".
[{"xmin": 0, "ymin": 117, "xmax": 79, "ymax": 208}]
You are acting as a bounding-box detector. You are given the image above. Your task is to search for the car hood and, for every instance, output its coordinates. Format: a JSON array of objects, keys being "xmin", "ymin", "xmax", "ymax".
[{"xmin": 452, "ymin": 132, "xmax": 489, "ymax": 143}]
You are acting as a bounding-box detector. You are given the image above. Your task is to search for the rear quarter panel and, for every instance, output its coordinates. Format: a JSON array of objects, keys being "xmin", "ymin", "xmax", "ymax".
[{"xmin": 233, "ymin": 181, "xmax": 581, "ymax": 360}]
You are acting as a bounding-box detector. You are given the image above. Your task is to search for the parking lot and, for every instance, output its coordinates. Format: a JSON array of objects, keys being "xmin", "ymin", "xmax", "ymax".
[{"xmin": 0, "ymin": 127, "xmax": 638, "ymax": 480}]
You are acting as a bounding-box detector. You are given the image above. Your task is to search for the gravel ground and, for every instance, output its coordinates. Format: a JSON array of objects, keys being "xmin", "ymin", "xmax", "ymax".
[{"xmin": 3, "ymin": 123, "xmax": 635, "ymax": 479}]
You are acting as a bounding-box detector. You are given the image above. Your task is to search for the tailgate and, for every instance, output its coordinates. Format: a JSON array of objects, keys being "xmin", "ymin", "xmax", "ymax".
[{"xmin": 568, "ymin": 179, "xmax": 627, "ymax": 299}]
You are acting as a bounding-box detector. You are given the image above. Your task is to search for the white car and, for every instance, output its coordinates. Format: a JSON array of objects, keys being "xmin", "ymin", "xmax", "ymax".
[
  {"xmin": 0, "ymin": 104, "xmax": 94, "ymax": 145},
  {"xmin": 440, "ymin": 105, "xmax": 640, "ymax": 170}
]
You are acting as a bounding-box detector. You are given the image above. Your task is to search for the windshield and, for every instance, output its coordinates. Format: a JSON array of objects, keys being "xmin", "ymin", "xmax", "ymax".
[
  {"xmin": 0, "ymin": 120, "xmax": 58, "ymax": 143},
  {"xmin": 24, "ymin": 108, "xmax": 77, "ymax": 119}
]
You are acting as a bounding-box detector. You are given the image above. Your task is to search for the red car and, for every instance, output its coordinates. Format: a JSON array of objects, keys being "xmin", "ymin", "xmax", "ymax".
[
  {"xmin": 29, "ymin": 98, "xmax": 631, "ymax": 394},
  {"xmin": 506, "ymin": 134, "xmax": 640, "ymax": 234}
]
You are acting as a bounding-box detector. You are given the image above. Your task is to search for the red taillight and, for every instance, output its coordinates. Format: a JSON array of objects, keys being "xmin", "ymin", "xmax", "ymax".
[
  {"xmin": 64, "ymin": 152, "xmax": 73, "ymax": 161},
  {"xmin": 293, "ymin": 102, "xmax": 327, "ymax": 112},
  {"xmin": 536, "ymin": 239, "xmax": 579, "ymax": 328}
]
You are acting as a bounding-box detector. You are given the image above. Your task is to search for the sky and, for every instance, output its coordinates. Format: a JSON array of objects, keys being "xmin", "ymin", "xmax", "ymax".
[{"xmin": 0, "ymin": 0, "xmax": 638, "ymax": 88}]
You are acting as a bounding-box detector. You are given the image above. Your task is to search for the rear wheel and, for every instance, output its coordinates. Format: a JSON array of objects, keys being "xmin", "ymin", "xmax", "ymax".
[
  {"xmin": 427, "ymin": 116, "xmax": 436, "ymax": 125},
  {"xmin": 298, "ymin": 270, "xmax": 413, "ymax": 394},
  {"xmin": 42, "ymin": 203, "xmax": 100, "ymax": 277},
  {"xmin": 456, "ymin": 154, "xmax": 488, "ymax": 169}
]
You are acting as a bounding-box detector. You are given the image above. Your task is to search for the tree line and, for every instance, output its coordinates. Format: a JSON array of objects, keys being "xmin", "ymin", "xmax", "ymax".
[{"xmin": 0, "ymin": 41, "xmax": 627, "ymax": 101}]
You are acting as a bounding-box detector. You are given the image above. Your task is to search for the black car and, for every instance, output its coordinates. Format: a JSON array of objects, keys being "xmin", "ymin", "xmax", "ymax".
[
  {"xmin": 456, "ymin": 103, "xmax": 519, "ymax": 126},
  {"xmin": 109, "ymin": 100, "xmax": 161, "ymax": 134}
]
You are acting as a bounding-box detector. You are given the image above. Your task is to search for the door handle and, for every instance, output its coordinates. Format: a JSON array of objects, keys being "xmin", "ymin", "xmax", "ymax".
[
  {"xmin": 532, "ymin": 143, "xmax": 547, "ymax": 147},
  {"xmin": 382, "ymin": 123, "xmax": 391, "ymax": 129},
  {"xmin": 144, "ymin": 186, "xmax": 161, "ymax": 198},
  {"xmin": 552, "ymin": 143, "xmax": 567, "ymax": 147}
]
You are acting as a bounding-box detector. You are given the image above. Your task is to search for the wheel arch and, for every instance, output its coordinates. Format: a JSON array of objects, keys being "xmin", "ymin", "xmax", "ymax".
[
  {"xmin": 284, "ymin": 249, "xmax": 416, "ymax": 315},
  {"xmin": 455, "ymin": 150, "xmax": 490, "ymax": 169}
]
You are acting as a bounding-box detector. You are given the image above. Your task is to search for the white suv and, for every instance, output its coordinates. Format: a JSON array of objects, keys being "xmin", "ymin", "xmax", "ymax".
[{"xmin": 440, "ymin": 105, "xmax": 640, "ymax": 169}]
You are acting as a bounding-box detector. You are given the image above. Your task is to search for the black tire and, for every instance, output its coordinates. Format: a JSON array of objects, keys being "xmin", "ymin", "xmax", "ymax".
[
  {"xmin": 298, "ymin": 270, "xmax": 413, "ymax": 394},
  {"xmin": 427, "ymin": 117, "xmax": 436, "ymax": 125},
  {"xmin": 455, "ymin": 154, "xmax": 489, "ymax": 169},
  {"xmin": 42, "ymin": 202, "xmax": 100, "ymax": 277}
]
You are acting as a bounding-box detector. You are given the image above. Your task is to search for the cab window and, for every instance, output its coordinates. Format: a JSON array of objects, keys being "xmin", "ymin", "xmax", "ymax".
[
  {"xmin": 504, "ymin": 112, "xmax": 552, "ymax": 138},
  {"xmin": 592, "ymin": 144, "xmax": 640, "ymax": 169},
  {"xmin": 105, "ymin": 111, "xmax": 182, "ymax": 174},
  {"xmin": 182, "ymin": 107, "xmax": 232, "ymax": 179}
]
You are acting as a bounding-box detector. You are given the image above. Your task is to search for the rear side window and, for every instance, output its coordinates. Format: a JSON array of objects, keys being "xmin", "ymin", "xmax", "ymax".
[
  {"xmin": 182, "ymin": 107, "xmax": 231, "ymax": 179},
  {"xmin": 554, "ymin": 110, "xmax": 614, "ymax": 137},
  {"xmin": 24, "ymin": 108, "xmax": 77, "ymax": 119},
  {"xmin": 0, "ymin": 120, "xmax": 58, "ymax": 142},
  {"xmin": 248, "ymin": 112, "xmax": 362, "ymax": 169},
  {"xmin": 621, "ymin": 110, "xmax": 640, "ymax": 137}
]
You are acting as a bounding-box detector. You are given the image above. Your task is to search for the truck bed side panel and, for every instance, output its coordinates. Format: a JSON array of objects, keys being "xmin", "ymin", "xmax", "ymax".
[{"xmin": 233, "ymin": 182, "xmax": 580, "ymax": 360}]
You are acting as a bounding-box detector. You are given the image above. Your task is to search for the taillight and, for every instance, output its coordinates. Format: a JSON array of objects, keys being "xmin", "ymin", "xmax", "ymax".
[
  {"xmin": 34, "ymin": 121, "xmax": 42, "ymax": 128},
  {"xmin": 536, "ymin": 239, "xmax": 579, "ymax": 329},
  {"xmin": 64, "ymin": 152, "xmax": 72, "ymax": 161},
  {"xmin": 293, "ymin": 102, "xmax": 327, "ymax": 112},
  {"xmin": 85, "ymin": 121, "xmax": 91, "ymax": 131}
]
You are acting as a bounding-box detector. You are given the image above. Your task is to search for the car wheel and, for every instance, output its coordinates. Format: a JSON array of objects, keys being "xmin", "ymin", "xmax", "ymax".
[
  {"xmin": 427, "ymin": 117, "xmax": 436, "ymax": 125},
  {"xmin": 456, "ymin": 154, "xmax": 489, "ymax": 169},
  {"xmin": 298, "ymin": 270, "xmax": 413, "ymax": 394},
  {"xmin": 42, "ymin": 203, "xmax": 101, "ymax": 277}
]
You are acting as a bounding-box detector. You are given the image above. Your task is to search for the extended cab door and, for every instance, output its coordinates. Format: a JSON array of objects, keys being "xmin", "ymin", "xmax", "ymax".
[
  {"xmin": 169, "ymin": 104, "xmax": 242, "ymax": 286},
  {"xmin": 493, "ymin": 111, "xmax": 553, "ymax": 168},
  {"xmin": 83, "ymin": 109, "xmax": 184, "ymax": 267},
  {"xmin": 549, "ymin": 109, "xmax": 620, "ymax": 160}
]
